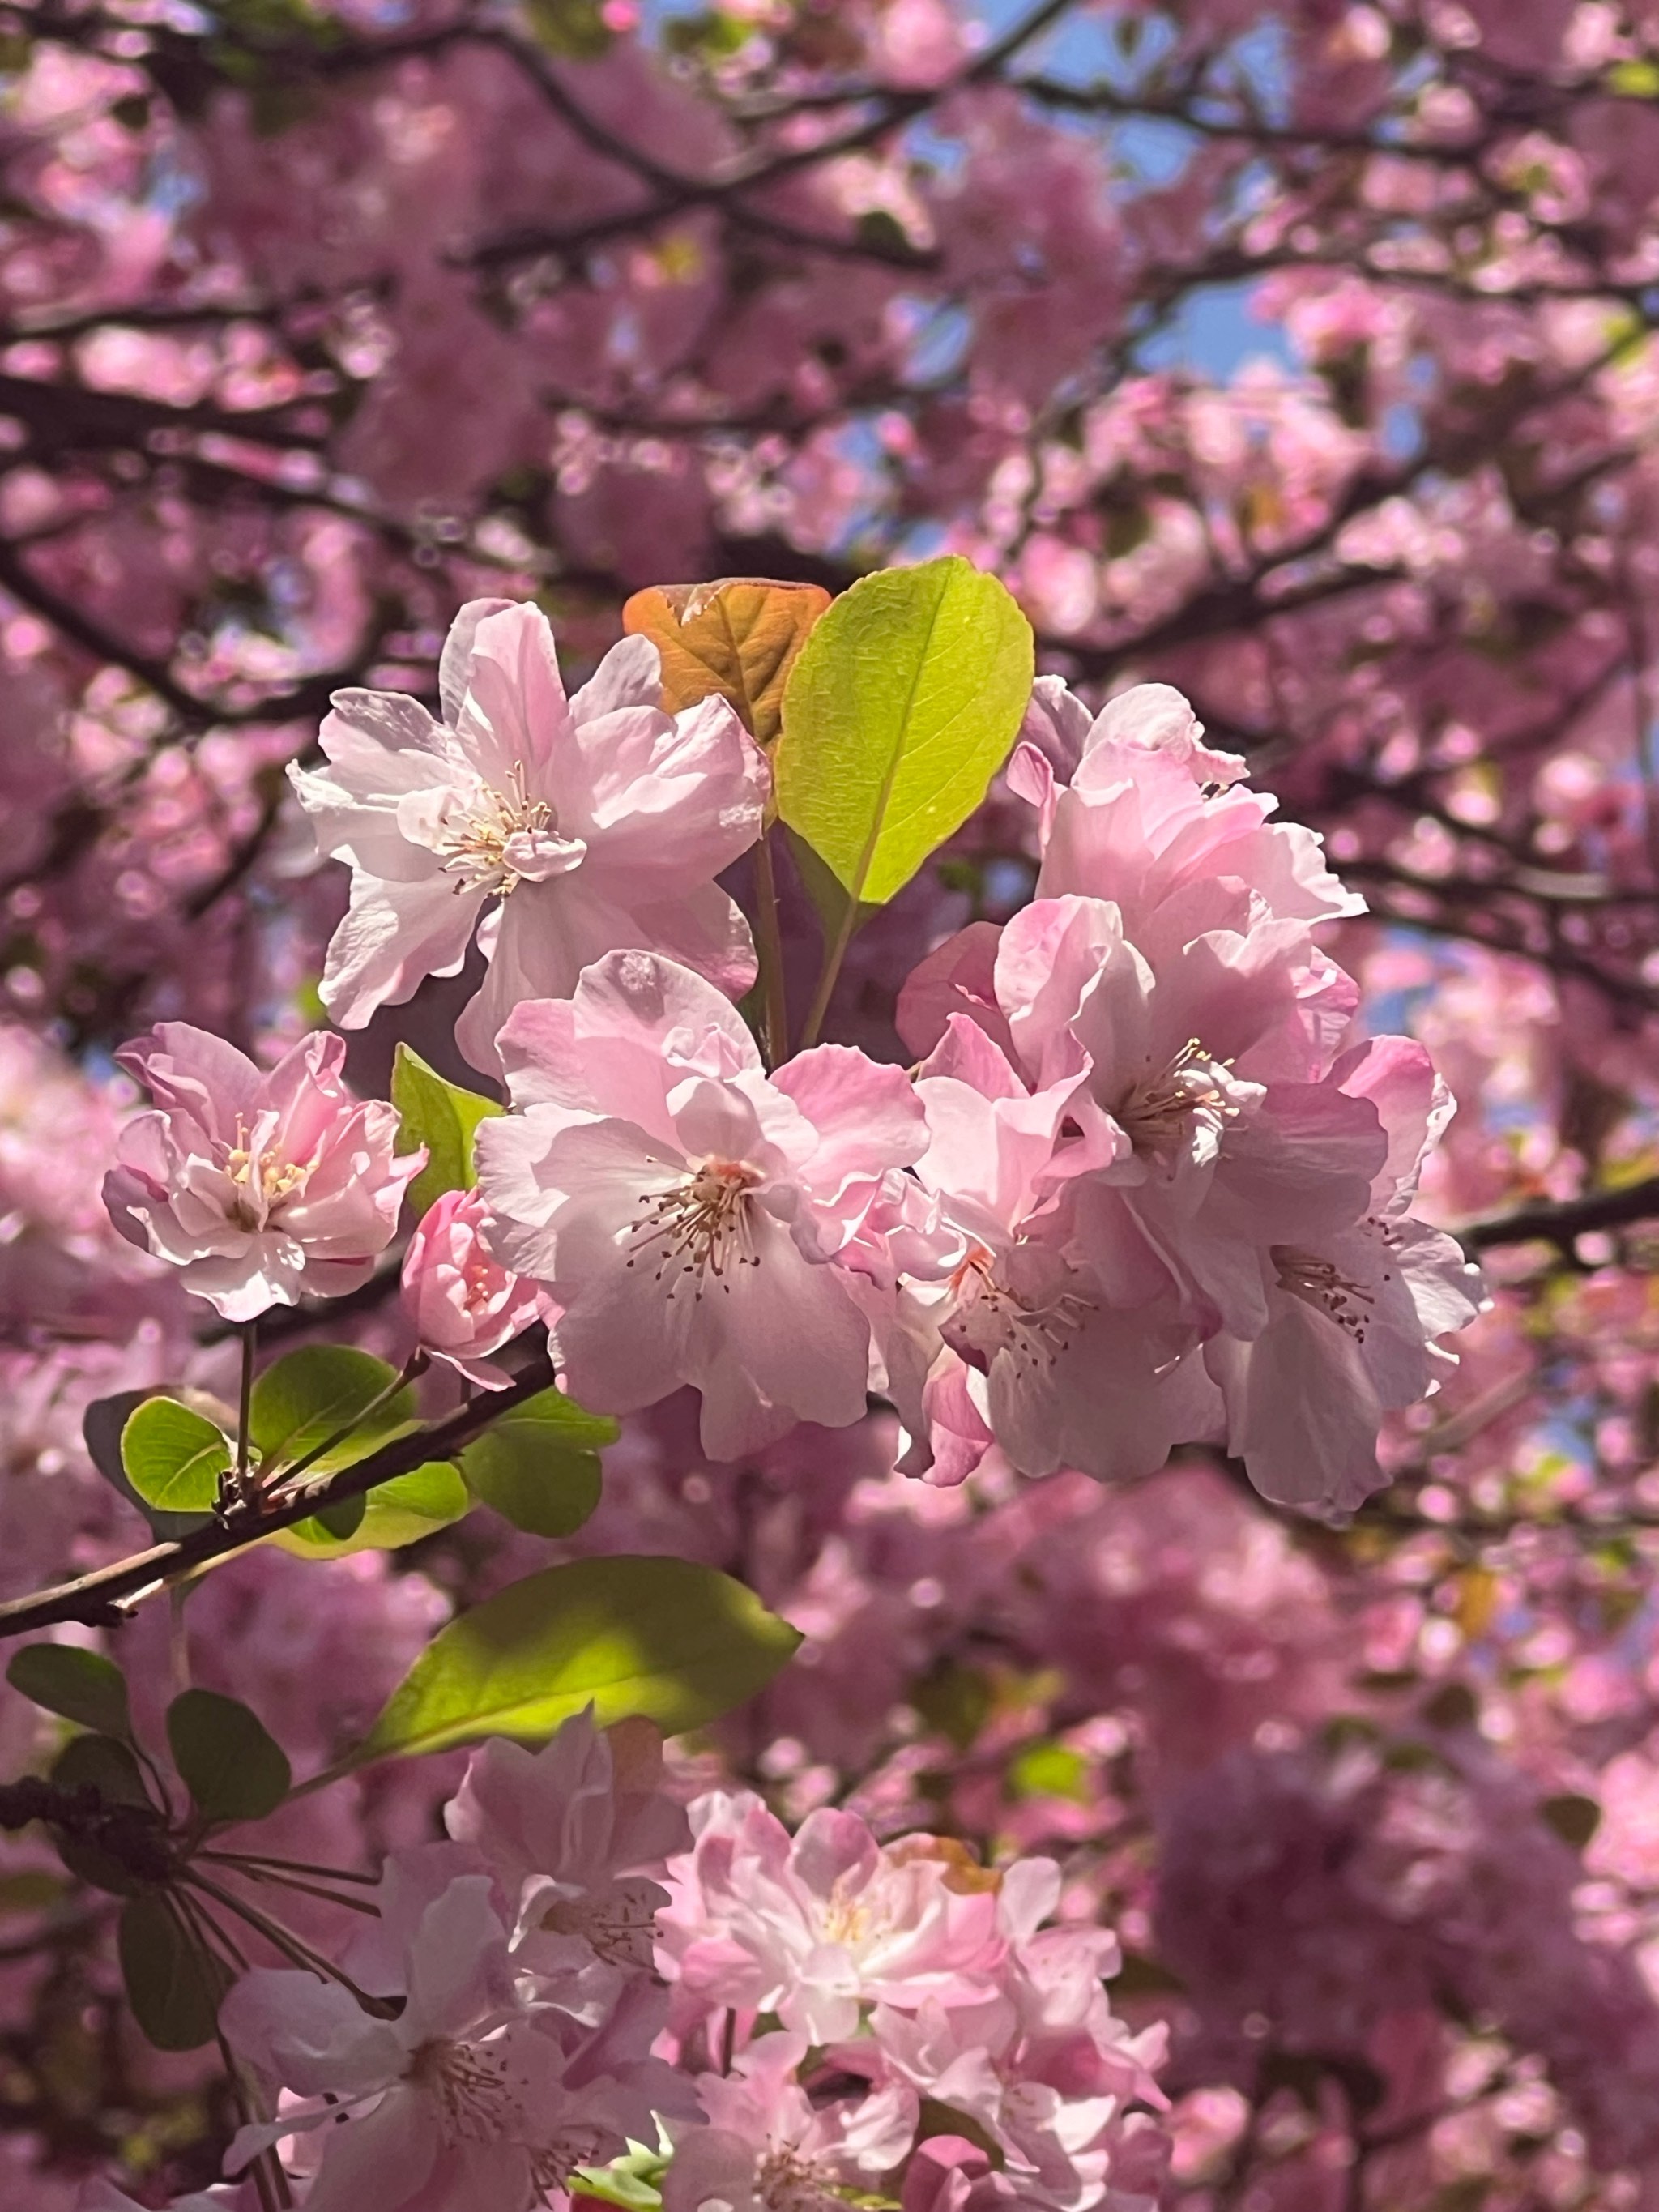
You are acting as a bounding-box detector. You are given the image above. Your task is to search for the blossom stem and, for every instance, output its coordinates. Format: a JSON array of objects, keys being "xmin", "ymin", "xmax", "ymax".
[
  {"xmin": 753, "ymin": 831, "xmax": 791, "ymax": 1066},
  {"xmin": 800, "ymin": 896, "xmax": 858, "ymax": 1050},
  {"xmin": 229, "ymin": 1318, "xmax": 258, "ymax": 1510}
]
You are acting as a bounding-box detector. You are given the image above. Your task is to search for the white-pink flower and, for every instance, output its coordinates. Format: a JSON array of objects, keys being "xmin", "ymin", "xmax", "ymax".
[
  {"xmin": 222, "ymin": 1875, "xmax": 672, "ymax": 2212},
  {"xmin": 103, "ymin": 1024, "xmax": 423, "ymax": 1322},
  {"xmin": 446, "ymin": 1707, "xmax": 689, "ymax": 1970},
  {"xmin": 657, "ymin": 1791, "xmax": 1006, "ymax": 2043},
  {"xmin": 664, "ymin": 2032, "xmax": 919, "ymax": 2212},
  {"xmin": 400, "ymin": 1185, "xmax": 546, "ymax": 1387},
  {"xmin": 902, "ymin": 1011, "xmax": 1219, "ymax": 1488},
  {"xmin": 475, "ymin": 951, "xmax": 926, "ymax": 1458},
  {"xmin": 292, "ymin": 598, "xmax": 769, "ymax": 1069},
  {"xmin": 1202, "ymin": 1036, "xmax": 1485, "ymax": 1514}
]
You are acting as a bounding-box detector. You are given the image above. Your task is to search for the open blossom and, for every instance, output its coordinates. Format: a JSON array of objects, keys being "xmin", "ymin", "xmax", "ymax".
[
  {"xmin": 102, "ymin": 1025, "xmax": 423, "ymax": 1322},
  {"xmin": 1203, "ymin": 1035, "xmax": 1485, "ymax": 1513},
  {"xmin": 400, "ymin": 1185, "xmax": 546, "ymax": 1387},
  {"xmin": 446, "ymin": 1707, "xmax": 689, "ymax": 1968},
  {"xmin": 291, "ymin": 597, "xmax": 769, "ymax": 1069},
  {"xmin": 665, "ymin": 2033, "xmax": 919, "ymax": 2212},
  {"xmin": 901, "ymin": 1010, "xmax": 1218, "ymax": 1488},
  {"xmin": 476, "ymin": 950, "xmax": 926, "ymax": 1458},
  {"xmin": 656, "ymin": 1791, "xmax": 1007, "ymax": 2043},
  {"xmin": 222, "ymin": 1874, "xmax": 669, "ymax": 2212},
  {"xmin": 1007, "ymin": 679, "xmax": 1361, "ymax": 936}
]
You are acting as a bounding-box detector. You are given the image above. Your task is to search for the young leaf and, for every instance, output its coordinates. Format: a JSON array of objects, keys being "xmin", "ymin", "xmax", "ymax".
[
  {"xmin": 118, "ymin": 1894, "xmax": 227, "ymax": 2051},
  {"xmin": 393, "ymin": 1043, "xmax": 504, "ymax": 1218},
  {"xmin": 121, "ymin": 1398, "xmax": 232, "ymax": 1515},
  {"xmin": 347, "ymin": 1556, "xmax": 803, "ymax": 1768},
  {"xmin": 249, "ymin": 1345, "xmax": 416, "ymax": 1475},
  {"xmin": 166, "ymin": 1689, "xmax": 291, "ymax": 1825},
  {"xmin": 83, "ymin": 1390, "xmax": 211, "ymax": 1541},
  {"xmin": 458, "ymin": 1387, "xmax": 616, "ymax": 1538},
  {"xmin": 6, "ymin": 1645, "xmax": 132, "ymax": 1742},
  {"xmin": 622, "ymin": 578, "xmax": 832, "ymax": 745},
  {"xmin": 273, "ymin": 1458, "xmax": 471, "ymax": 1558},
  {"xmin": 773, "ymin": 556, "xmax": 1034, "ymax": 907}
]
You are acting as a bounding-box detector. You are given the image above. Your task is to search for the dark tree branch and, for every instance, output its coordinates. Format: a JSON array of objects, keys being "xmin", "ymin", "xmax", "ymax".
[{"xmin": 0, "ymin": 1352, "xmax": 556, "ymax": 1642}]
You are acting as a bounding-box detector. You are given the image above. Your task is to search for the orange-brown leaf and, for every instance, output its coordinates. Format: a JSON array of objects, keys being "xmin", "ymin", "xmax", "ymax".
[{"xmin": 622, "ymin": 578, "xmax": 832, "ymax": 746}]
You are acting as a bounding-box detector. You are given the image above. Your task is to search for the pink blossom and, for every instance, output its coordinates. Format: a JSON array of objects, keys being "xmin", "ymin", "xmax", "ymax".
[
  {"xmin": 657, "ymin": 1791, "xmax": 1006, "ymax": 2043},
  {"xmin": 475, "ymin": 951, "xmax": 926, "ymax": 1458},
  {"xmin": 103, "ymin": 1024, "xmax": 423, "ymax": 1322},
  {"xmin": 1202, "ymin": 1036, "xmax": 1485, "ymax": 1514},
  {"xmin": 664, "ymin": 2032, "xmax": 919, "ymax": 2212},
  {"xmin": 292, "ymin": 599, "xmax": 768, "ymax": 1069},
  {"xmin": 446, "ymin": 1706, "xmax": 689, "ymax": 1969},
  {"xmin": 900, "ymin": 1011, "xmax": 1219, "ymax": 1487},
  {"xmin": 400, "ymin": 1185, "xmax": 545, "ymax": 1388},
  {"xmin": 223, "ymin": 1874, "xmax": 669, "ymax": 2210}
]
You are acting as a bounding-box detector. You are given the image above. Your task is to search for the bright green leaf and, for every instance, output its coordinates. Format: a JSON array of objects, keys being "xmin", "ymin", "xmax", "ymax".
[
  {"xmin": 84, "ymin": 1390, "xmax": 211, "ymax": 1540},
  {"xmin": 348, "ymin": 1555, "xmax": 802, "ymax": 1769},
  {"xmin": 273, "ymin": 1458, "xmax": 470, "ymax": 1558},
  {"xmin": 774, "ymin": 556, "xmax": 1033, "ymax": 909},
  {"xmin": 459, "ymin": 1388, "xmax": 615, "ymax": 1538},
  {"xmin": 121, "ymin": 1399, "xmax": 231, "ymax": 1514},
  {"xmin": 166, "ymin": 1689, "xmax": 291, "ymax": 1825},
  {"xmin": 7, "ymin": 1645, "xmax": 132, "ymax": 1742},
  {"xmin": 393, "ymin": 1044, "xmax": 505, "ymax": 1218},
  {"xmin": 249, "ymin": 1345, "xmax": 416, "ymax": 1475},
  {"xmin": 118, "ymin": 1894, "xmax": 227, "ymax": 2052}
]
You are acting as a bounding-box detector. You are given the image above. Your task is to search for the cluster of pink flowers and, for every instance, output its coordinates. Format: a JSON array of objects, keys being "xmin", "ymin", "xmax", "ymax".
[
  {"xmin": 93, "ymin": 1710, "xmax": 1166, "ymax": 2212},
  {"xmin": 109, "ymin": 600, "xmax": 1479, "ymax": 1515}
]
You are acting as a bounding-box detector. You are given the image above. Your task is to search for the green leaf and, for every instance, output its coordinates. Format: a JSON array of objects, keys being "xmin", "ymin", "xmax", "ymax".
[
  {"xmin": 393, "ymin": 1044, "xmax": 504, "ymax": 1218},
  {"xmin": 118, "ymin": 1894, "xmax": 227, "ymax": 2052},
  {"xmin": 7, "ymin": 1645, "xmax": 132, "ymax": 1742},
  {"xmin": 166, "ymin": 1689, "xmax": 291, "ymax": 1826},
  {"xmin": 121, "ymin": 1399, "xmax": 232, "ymax": 1515},
  {"xmin": 84, "ymin": 1390, "xmax": 211, "ymax": 1541},
  {"xmin": 49, "ymin": 1735, "xmax": 157, "ymax": 1896},
  {"xmin": 773, "ymin": 555, "xmax": 1033, "ymax": 910},
  {"xmin": 459, "ymin": 1389, "xmax": 615, "ymax": 1537},
  {"xmin": 249, "ymin": 1345, "xmax": 416, "ymax": 1475},
  {"xmin": 273, "ymin": 1459, "xmax": 470, "ymax": 1558},
  {"xmin": 348, "ymin": 1555, "xmax": 802, "ymax": 1769}
]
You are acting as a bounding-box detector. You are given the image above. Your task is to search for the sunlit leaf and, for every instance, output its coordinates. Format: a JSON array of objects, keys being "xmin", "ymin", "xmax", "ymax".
[
  {"xmin": 623, "ymin": 578, "xmax": 832, "ymax": 746},
  {"xmin": 774, "ymin": 555, "xmax": 1032, "ymax": 909},
  {"xmin": 121, "ymin": 1399, "xmax": 231, "ymax": 1515},
  {"xmin": 249, "ymin": 1346, "xmax": 416, "ymax": 1476},
  {"xmin": 392, "ymin": 1044, "xmax": 504, "ymax": 1218},
  {"xmin": 346, "ymin": 1556, "xmax": 802, "ymax": 1768},
  {"xmin": 273, "ymin": 1458, "xmax": 470, "ymax": 1557}
]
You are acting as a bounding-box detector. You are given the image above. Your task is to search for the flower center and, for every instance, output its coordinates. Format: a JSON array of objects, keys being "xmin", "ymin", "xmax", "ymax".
[
  {"xmin": 539, "ymin": 1881, "xmax": 662, "ymax": 1968},
  {"xmin": 756, "ymin": 2147, "xmax": 842, "ymax": 2212},
  {"xmin": 625, "ymin": 1157, "xmax": 764, "ymax": 1300},
  {"xmin": 944, "ymin": 1244, "xmax": 1092, "ymax": 1375},
  {"xmin": 1272, "ymin": 1245, "xmax": 1375, "ymax": 1343},
  {"xmin": 406, "ymin": 2036, "xmax": 517, "ymax": 2146},
  {"xmin": 438, "ymin": 761, "xmax": 561, "ymax": 897},
  {"xmin": 222, "ymin": 1117, "xmax": 308, "ymax": 1230},
  {"xmin": 1115, "ymin": 1038, "xmax": 1236, "ymax": 1162}
]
